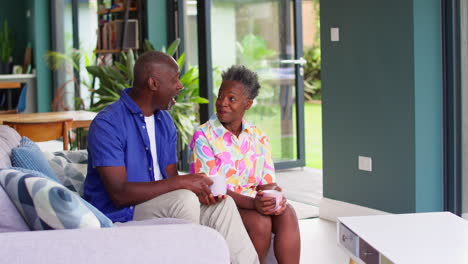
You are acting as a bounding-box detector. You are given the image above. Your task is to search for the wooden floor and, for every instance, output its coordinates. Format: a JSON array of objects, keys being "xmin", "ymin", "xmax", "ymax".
[{"xmin": 299, "ymin": 218, "xmax": 349, "ymax": 264}]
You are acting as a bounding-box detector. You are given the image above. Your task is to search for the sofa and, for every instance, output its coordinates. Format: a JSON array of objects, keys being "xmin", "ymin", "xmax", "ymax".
[{"xmin": 0, "ymin": 125, "xmax": 230, "ymax": 264}]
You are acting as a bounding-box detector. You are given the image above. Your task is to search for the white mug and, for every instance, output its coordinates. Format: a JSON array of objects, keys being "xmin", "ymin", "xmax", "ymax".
[
  {"xmin": 262, "ymin": 190, "xmax": 283, "ymax": 210},
  {"xmin": 209, "ymin": 174, "xmax": 226, "ymax": 196}
]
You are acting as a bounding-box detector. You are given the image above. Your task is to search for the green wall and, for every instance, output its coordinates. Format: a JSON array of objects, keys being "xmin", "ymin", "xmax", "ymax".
[
  {"xmin": 321, "ymin": 0, "xmax": 442, "ymax": 213},
  {"xmin": 146, "ymin": 0, "xmax": 168, "ymax": 50},
  {"xmin": 27, "ymin": 0, "xmax": 52, "ymax": 112},
  {"xmin": 0, "ymin": 0, "xmax": 27, "ymax": 65},
  {"xmin": 413, "ymin": 0, "xmax": 443, "ymax": 212},
  {"xmin": 0, "ymin": 0, "xmax": 52, "ymax": 112}
]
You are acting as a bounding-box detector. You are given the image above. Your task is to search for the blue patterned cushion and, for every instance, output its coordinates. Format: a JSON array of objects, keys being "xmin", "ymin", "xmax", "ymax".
[
  {"xmin": 11, "ymin": 137, "xmax": 58, "ymax": 181},
  {"xmin": 19, "ymin": 136, "xmax": 38, "ymax": 149},
  {"xmin": 11, "ymin": 167, "xmax": 59, "ymax": 183},
  {"xmin": 0, "ymin": 169, "xmax": 113, "ymax": 230}
]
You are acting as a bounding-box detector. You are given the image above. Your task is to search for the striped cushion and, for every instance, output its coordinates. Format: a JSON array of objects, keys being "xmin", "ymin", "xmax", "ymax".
[
  {"xmin": 0, "ymin": 169, "xmax": 113, "ymax": 230},
  {"xmin": 11, "ymin": 137, "xmax": 58, "ymax": 181}
]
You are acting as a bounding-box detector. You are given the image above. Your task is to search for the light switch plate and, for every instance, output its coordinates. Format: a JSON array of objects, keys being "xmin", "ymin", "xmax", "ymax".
[
  {"xmin": 331, "ymin": 27, "xmax": 339, "ymax": 42},
  {"xmin": 358, "ymin": 156, "xmax": 372, "ymax": 172}
]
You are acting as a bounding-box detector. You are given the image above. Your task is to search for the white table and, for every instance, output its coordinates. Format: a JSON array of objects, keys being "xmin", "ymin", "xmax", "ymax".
[
  {"xmin": 0, "ymin": 74, "xmax": 36, "ymax": 113},
  {"xmin": 337, "ymin": 212, "xmax": 468, "ymax": 264}
]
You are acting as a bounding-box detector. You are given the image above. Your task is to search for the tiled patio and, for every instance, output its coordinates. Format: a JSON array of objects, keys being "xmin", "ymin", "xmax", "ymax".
[{"xmin": 276, "ymin": 167, "xmax": 322, "ymax": 219}]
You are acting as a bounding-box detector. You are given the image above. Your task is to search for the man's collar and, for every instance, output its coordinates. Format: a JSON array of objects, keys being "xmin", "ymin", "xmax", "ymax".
[
  {"xmin": 121, "ymin": 88, "xmax": 161, "ymax": 118},
  {"xmin": 121, "ymin": 88, "xmax": 142, "ymax": 114}
]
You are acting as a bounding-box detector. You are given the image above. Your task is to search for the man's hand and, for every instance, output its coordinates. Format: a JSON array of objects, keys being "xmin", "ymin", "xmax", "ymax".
[
  {"xmin": 210, "ymin": 194, "xmax": 228, "ymax": 205},
  {"xmin": 198, "ymin": 193, "xmax": 227, "ymax": 206},
  {"xmin": 254, "ymin": 190, "xmax": 277, "ymax": 215},
  {"xmin": 174, "ymin": 173, "xmax": 227, "ymax": 205},
  {"xmin": 175, "ymin": 173, "xmax": 212, "ymax": 194}
]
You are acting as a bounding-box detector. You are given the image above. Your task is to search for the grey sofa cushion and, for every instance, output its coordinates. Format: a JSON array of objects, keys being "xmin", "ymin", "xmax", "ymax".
[
  {"xmin": 0, "ymin": 185, "xmax": 29, "ymax": 232},
  {"xmin": 0, "ymin": 224, "xmax": 230, "ymax": 264},
  {"xmin": 114, "ymin": 218, "xmax": 190, "ymax": 227},
  {"xmin": 0, "ymin": 125, "xmax": 21, "ymax": 168}
]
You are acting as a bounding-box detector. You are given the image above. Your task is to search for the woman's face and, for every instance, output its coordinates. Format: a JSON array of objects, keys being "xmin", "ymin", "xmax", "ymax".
[{"xmin": 216, "ymin": 80, "xmax": 253, "ymax": 125}]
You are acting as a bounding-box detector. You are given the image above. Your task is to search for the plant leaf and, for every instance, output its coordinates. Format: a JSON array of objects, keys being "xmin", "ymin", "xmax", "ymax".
[{"xmin": 166, "ymin": 38, "xmax": 181, "ymax": 56}]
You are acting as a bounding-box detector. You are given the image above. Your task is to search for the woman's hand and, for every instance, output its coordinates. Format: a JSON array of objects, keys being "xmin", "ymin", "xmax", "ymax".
[
  {"xmin": 272, "ymin": 196, "xmax": 288, "ymax": 215},
  {"xmin": 254, "ymin": 190, "xmax": 277, "ymax": 215},
  {"xmin": 255, "ymin": 183, "xmax": 286, "ymax": 215},
  {"xmin": 256, "ymin": 183, "xmax": 282, "ymax": 192}
]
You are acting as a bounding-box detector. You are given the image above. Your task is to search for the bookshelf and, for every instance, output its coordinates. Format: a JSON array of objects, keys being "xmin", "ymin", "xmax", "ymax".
[
  {"xmin": 95, "ymin": 0, "xmax": 143, "ymax": 53},
  {"xmin": 94, "ymin": 49, "xmax": 125, "ymax": 54},
  {"xmin": 97, "ymin": 7, "xmax": 138, "ymax": 15}
]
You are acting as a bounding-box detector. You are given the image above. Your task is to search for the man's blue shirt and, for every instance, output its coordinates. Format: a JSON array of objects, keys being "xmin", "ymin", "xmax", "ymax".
[{"xmin": 84, "ymin": 88, "xmax": 178, "ymax": 223}]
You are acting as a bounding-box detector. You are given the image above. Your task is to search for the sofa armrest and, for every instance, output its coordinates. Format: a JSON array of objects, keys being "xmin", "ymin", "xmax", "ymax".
[{"xmin": 0, "ymin": 224, "xmax": 229, "ymax": 264}]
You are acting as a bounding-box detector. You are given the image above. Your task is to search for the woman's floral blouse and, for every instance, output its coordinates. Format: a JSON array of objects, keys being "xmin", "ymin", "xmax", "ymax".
[{"xmin": 189, "ymin": 114, "xmax": 275, "ymax": 197}]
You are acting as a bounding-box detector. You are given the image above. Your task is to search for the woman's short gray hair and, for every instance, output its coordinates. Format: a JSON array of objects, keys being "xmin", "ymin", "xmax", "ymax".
[{"xmin": 221, "ymin": 65, "xmax": 261, "ymax": 99}]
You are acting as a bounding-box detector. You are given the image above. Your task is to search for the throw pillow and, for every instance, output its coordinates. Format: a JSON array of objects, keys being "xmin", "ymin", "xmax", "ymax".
[
  {"xmin": 48, "ymin": 151, "xmax": 87, "ymax": 195},
  {"xmin": 11, "ymin": 137, "xmax": 58, "ymax": 181},
  {"xmin": 19, "ymin": 136, "xmax": 39, "ymax": 149},
  {"xmin": 0, "ymin": 125, "xmax": 21, "ymax": 168},
  {"xmin": 0, "ymin": 138, "xmax": 12, "ymax": 169},
  {"xmin": 0, "ymin": 125, "xmax": 21, "ymax": 149},
  {"xmin": 10, "ymin": 167, "xmax": 59, "ymax": 183},
  {"xmin": 0, "ymin": 168, "xmax": 113, "ymax": 230}
]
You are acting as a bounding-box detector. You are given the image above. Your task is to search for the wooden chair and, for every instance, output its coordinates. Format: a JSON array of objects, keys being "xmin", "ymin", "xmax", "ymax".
[
  {"xmin": 0, "ymin": 82, "xmax": 22, "ymax": 114},
  {"xmin": 4, "ymin": 119, "xmax": 73, "ymax": 150}
]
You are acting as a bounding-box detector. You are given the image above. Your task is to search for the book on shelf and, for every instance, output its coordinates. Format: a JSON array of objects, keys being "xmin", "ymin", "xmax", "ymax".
[
  {"xmin": 96, "ymin": 19, "xmax": 139, "ymax": 51},
  {"xmin": 114, "ymin": 19, "xmax": 139, "ymax": 49}
]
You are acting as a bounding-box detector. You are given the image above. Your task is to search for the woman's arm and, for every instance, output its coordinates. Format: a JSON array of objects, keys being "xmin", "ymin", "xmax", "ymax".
[
  {"xmin": 228, "ymin": 189, "xmax": 278, "ymax": 215},
  {"xmin": 259, "ymin": 133, "xmax": 276, "ymax": 185},
  {"xmin": 227, "ymin": 190, "xmax": 255, "ymax": 209}
]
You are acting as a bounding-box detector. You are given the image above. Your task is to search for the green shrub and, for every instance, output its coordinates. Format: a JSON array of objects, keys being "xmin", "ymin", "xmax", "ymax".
[
  {"xmin": 303, "ymin": 46, "xmax": 321, "ymax": 101},
  {"xmin": 0, "ymin": 20, "xmax": 13, "ymax": 63}
]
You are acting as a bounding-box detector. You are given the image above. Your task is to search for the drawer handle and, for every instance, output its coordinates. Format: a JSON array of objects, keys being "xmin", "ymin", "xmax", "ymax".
[
  {"xmin": 341, "ymin": 234, "xmax": 353, "ymax": 242},
  {"xmin": 363, "ymin": 251, "xmax": 374, "ymax": 256}
]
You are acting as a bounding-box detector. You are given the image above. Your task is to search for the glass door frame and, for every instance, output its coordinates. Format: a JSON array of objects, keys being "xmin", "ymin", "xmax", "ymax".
[
  {"xmin": 442, "ymin": 0, "xmax": 462, "ymax": 215},
  {"xmin": 196, "ymin": 0, "xmax": 306, "ymax": 170},
  {"xmin": 50, "ymin": 0, "xmax": 81, "ymax": 108}
]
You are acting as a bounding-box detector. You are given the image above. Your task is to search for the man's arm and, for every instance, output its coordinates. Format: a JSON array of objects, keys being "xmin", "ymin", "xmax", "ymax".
[
  {"xmin": 165, "ymin": 164, "xmax": 179, "ymax": 178},
  {"xmin": 97, "ymin": 166, "xmax": 212, "ymax": 207}
]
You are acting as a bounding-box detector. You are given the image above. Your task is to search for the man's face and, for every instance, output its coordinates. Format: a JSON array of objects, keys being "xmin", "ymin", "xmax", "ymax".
[{"xmin": 151, "ymin": 62, "xmax": 183, "ymax": 110}]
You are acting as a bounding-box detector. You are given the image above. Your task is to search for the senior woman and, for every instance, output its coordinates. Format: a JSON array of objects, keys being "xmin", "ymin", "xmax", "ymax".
[{"xmin": 189, "ymin": 65, "xmax": 300, "ymax": 264}]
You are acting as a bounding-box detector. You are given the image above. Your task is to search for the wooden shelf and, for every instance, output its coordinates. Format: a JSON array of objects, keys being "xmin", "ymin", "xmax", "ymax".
[
  {"xmin": 97, "ymin": 7, "xmax": 137, "ymax": 15},
  {"xmin": 94, "ymin": 49, "xmax": 137, "ymax": 54},
  {"xmin": 94, "ymin": 49, "xmax": 122, "ymax": 54}
]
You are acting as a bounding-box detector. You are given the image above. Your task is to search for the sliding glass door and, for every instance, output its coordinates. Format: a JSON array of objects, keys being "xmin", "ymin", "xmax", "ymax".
[{"xmin": 195, "ymin": 0, "xmax": 305, "ymax": 169}]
